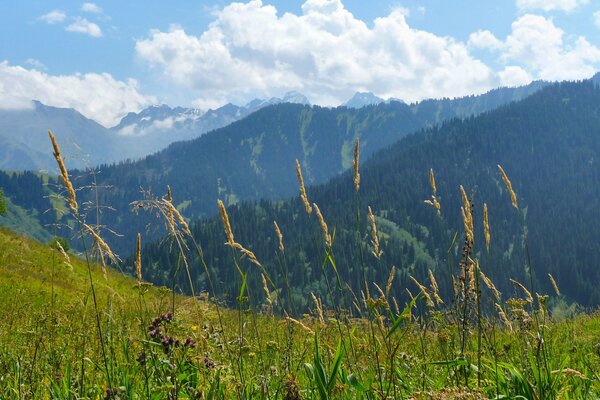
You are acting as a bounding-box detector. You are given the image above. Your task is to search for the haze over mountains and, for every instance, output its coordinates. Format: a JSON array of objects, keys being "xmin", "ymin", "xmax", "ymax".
[{"xmin": 0, "ymin": 91, "xmax": 310, "ymax": 171}]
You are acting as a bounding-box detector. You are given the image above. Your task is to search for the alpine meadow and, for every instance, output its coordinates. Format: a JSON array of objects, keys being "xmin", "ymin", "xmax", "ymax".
[{"xmin": 2, "ymin": 1, "xmax": 600, "ymax": 399}]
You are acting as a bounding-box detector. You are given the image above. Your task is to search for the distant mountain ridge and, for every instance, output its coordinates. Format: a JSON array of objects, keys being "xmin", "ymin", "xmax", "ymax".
[{"xmin": 0, "ymin": 92, "xmax": 312, "ymax": 171}]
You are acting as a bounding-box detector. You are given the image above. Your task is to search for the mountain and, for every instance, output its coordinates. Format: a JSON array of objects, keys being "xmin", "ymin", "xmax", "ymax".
[
  {"xmin": 111, "ymin": 91, "xmax": 311, "ymax": 160},
  {"xmin": 0, "ymin": 92, "xmax": 312, "ymax": 171},
  {"xmin": 0, "ymin": 80, "xmax": 551, "ymax": 256},
  {"xmin": 136, "ymin": 79, "xmax": 600, "ymax": 309},
  {"xmin": 343, "ymin": 92, "xmax": 385, "ymax": 108},
  {"xmin": 0, "ymin": 101, "xmax": 126, "ymax": 171}
]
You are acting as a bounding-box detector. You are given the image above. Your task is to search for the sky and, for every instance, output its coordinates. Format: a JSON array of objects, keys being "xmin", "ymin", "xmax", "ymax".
[{"xmin": 1, "ymin": 0, "xmax": 600, "ymax": 127}]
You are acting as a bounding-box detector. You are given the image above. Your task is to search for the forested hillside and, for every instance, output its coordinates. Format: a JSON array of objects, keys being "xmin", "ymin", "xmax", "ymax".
[{"xmin": 136, "ymin": 80, "xmax": 600, "ymax": 309}]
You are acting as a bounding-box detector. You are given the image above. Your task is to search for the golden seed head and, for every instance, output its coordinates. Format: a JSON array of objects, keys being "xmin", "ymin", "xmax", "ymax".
[
  {"xmin": 165, "ymin": 186, "xmax": 175, "ymax": 236},
  {"xmin": 479, "ymin": 269, "xmax": 501, "ymax": 301},
  {"xmin": 217, "ymin": 199, "xmax": 235, "ymax": 245},
  {"xmin": 285, "ymin": 316, "xmax": 314, "ymax": 334},
  {"xmin": 313, "ymin": 203, "xmax": 332, "ymax": 248},
  {"xmin": 48, "ymin": 130, "xmax": 78, "ymax": 215},
  {"xmin": 311, "ymin": 292, "xmax": 325, "ymax": 324},
  {"xmin": 510, "ymin": 279, "xmax": 534, "ymax": 303},
  {"xmin": 409, "ymin": 275, "xmax": 434, "ymax": 307},
  {"xmin": 229, "ymin": 242, "xmax": 262, "ymax": 268},
  {"xmin": 495, "ymin": 303, "xmax": 512, "ymax": 330},
  {"xmin": 498, "ymin": 164, "xmax": 518, "ymax": 209},
  {"xmin": 428, "ymin": 269, "xmax": 444, "ymax": 305},
  {"xmin": 368, "ymin": 206, "xmax": 383, "ymax": 259},
  {"xmin": 353, "ymin": 138, "xmax": 360, "ymax": 192},
  {"xmin": 483, "ymin": 203, "xmax": 491, "ymax": 252},
  {"xmin": 429, "ymin": 168, "xmax": 437, "ymax": 195},
  {"xmin": 295, "ymin": 160, "xmax": 312, "ymax": 214},
  {"xmin": 84, "ymin": 223, "xmax": 117, "ymax": 267},
  {"xmin": 135, "ymin": 233, "xmax": 142, "ymax": 283},
  {"xmin": 273, "ymin": 220, "xmax": 284, "ymax": 253},
  {"xmin": 54, "ymin": 239, "xmax": 72, "ymax": 269},
  {"xmin": 261, "ymin": 273, "xmax": 272, "ymax": 306},
  {"xmin": 386, "ymin": 265, "xmax": 396, "ymax": 296},
  {"xmin": 548, "ymin": 273, "xmax": 561, "ymax": 296}
]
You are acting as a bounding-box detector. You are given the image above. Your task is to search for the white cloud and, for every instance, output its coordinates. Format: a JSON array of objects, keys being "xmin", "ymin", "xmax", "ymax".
[
  {"xmin": 488, "ymin": 15, "xmax": 600, "ymax": 83},
  {"xmin": 0, "ymin": 61, "xmax": 155, "ymax": 127},
  {"xmin": 39, "ymin": 10, "xmax": 66, "ymax": 24},
  {"xmin": 593, "ymin": 10, "xmax": 600, "ymax": 28},
  {"xmin": 25, "ymin": 58, "xmax": 46, "ymax": 70},
  {"xmin": 468, "ymin": 30, "xmax": 504, "ymax": 51},
  {"xmin": 136, "ymin": 0, "xmax": 496, "ymax": 105},
  {"xmin": 65, "ymin": 17, "xmax": 102, "ymax": 37},
  {"xmin": 81, "ymin": 2, "xmax": 102, "ymax": 13},
  {"xmin": 516, "ymin": 0, "xmax": 588, "ymax": 12},
  {"xmin": 498, "ymin": 66, "xmax": 532, "ymax": 86}
]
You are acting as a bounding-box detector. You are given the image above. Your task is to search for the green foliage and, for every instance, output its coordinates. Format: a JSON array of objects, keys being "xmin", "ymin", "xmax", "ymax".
[
  {"xmin": 0, "ymin": 189, "xmax": 5, "ymax": 216},
  {"xmin": 135, "ymin": 79, "xmax": 600, "ymax": 310}
]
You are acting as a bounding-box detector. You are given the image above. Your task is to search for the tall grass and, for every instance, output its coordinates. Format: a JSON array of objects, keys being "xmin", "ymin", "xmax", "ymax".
[{"xmin": 0, "ymin": 131, "xmax": 597, "ymax": 398}]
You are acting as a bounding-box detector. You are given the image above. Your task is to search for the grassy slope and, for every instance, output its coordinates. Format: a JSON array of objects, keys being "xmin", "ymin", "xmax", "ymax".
[{"xmin": 1, "ymin": 227, "xmax": 599, "ymax": 399}]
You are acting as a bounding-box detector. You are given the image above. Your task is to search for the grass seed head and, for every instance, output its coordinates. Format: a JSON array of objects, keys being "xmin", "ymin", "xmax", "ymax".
[
  {"xmin": 353, "ymin": 138, "xmax": 360, "ymax": 192},
  {"xmin": 273, "ymin": 220, "xmax": 284, "ymax": 253},
  {"xmin": 217, "ymin": 199, "xmax": 235, "ymax": 245},
  {"xmin": 313, "ymin": 203, "xmax": 332, "ymax": 248},
  {"xmin": 48, "ymin": 130, "xmax": 78, "ymax": 215},
  {"xmin": 498, "ymin": 164, "xmax": 518, "ymax": 209},
  {"xmin": 483, "ymin": 203, "xmax": 491, "ymax": 251},
  {"xmin": 135, "ymin": 233, "xmax": 142, "ymax": 283},
  {"xmin": 295, "ymin": 160, "xmax": 312, "ymax": 214}
]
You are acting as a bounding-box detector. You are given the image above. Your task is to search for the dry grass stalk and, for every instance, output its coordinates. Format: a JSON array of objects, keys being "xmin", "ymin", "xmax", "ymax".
[
  {"xmin": 273, "ymin": 220, "xmax": 284, "ymax": 253},
  {"xmin": 392, "ymin": 297, "xmax": 401, "ymax": 316},
  {"xmin": 353, "ymin": 138, "xmax": 360, "ymax": 192},
  {"xmin": 48, "ymin": 130, "xmax": 78, "ymax": 215},
  {"xmin": 83, "ymin": 223, "xmax": 117, "ymax": 265},
  {"xmin": 495, "ymin": 303, "xmax": 512, "ymax": 331},
  {"xmin": 479, "ymin": 269, "xmax": 501, "ymax": 301},
  {"xmin": 483, "ymin": 203, "xmax": 491, "ymax": 251},
  {"xmin": 229, "ymin": 242, "xmax": 262, "ymax": 268},
  {"xmin": 429, "ymin": 168, "xmax": 437, "ymax": 195},
  {"xmin": 461, "ymin": 206, "xmax": 474, "ymax": 244},
  {"xmin": 166, "ymin": 186, "xmax": 175, "ymax": 236},
  {"xmin": 55, "ymin": 240, "xmax": 72, "ymax": 269},
  {"xmin": 424, "ymin": 169, "xmax": 441, "ymax": 214},
  {"xmin": 135, "ymin": 233, "xmax": 142, "ymax": 283},
  {"xmin": 295, "ymin": 160, "xmax": 312, "ymax": 214},
  {"xmin": 367, "ymin": 206, "xmax": 383, "ymax": 259},
  {"xmin": 164, "ymin": 200, "xmax": 191, "ymax": 236},
  {"xmin": 409, "ymin": 275, "xmax": 434, "ymax": 307},
  {"xmin": 386, "ymin": 265, "xmax": 396, "ymax": 296},
  {"xmin": 217, "ymin": 199, "xmax": 235, "ymax": 245},
  {"xmin": 548, "ymin": 273, "xmax": 561, "ymax": 296},
  {"xmin": 552, "ymin": 368, "xmax": 587, "ymax": 380},
  {"xmin": 262, "ymin": 273, "xmax": 272, "ymax": 306},
  {"xmin": 428, "ymin": 269, "xmax": 444, "ymax": 305},
  {"xmin": 311, "ymin": 292, "xmax": 325, "ymax": 324},
  {"xmin": 313, "ymin": 203, "xmax": 332, "ymax": 248},
  {"xmin": 510, "ymin": 279, "xmax": 534, "ymax": 303},
  {"xmin": 498, "ymin": 164, "xmax": 518, "ymax": 209},
  {"xmin": 284, "ymin": 316, "xmax": 314, "ymax": 334},
  {"xmin": 373, "ymin": 282, "xmax": 389, "ymax": 308}
]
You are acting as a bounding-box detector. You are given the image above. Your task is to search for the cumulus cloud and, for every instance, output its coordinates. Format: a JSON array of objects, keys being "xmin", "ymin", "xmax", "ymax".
[
  {"xmin": 65, "ymin": 17, "xmax": 102, "ymax": 37},
  {"xmin": 594, "ymin": 10, "xmax": 600, "ymax": 28},
  {"xmin": 516, "ymin": 0, "xmax": 588, "ymax": 12},
  {"xmin": 136, "ymin": 0, "xmax": 496, "ymax": 105},
  {"xmin": 468, "ymin": 30, "xmax": 504, "ymax": 51},
  {"xmin": 0, "ymin": 61, "xmax": 155, "ymax": 127},
  {"xmin": 39, "ymin": 10, "xmax": 66, "ymax": 24},
  {"xmin": 479, "ymin": 14, "xmax": 600, "ymax": 83},
  {"xmin": 81, "ymin": 2, "xmax": 102, "ymax": 13}
]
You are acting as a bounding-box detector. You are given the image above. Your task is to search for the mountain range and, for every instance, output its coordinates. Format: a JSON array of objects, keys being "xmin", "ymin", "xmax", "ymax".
[
  {"xmin": 0, "ymin": 91, "xmax": 310, "ymax": 171},
  {"xmin": 2, "ymin": 76, "xmax": 600, "ymax": 309}
]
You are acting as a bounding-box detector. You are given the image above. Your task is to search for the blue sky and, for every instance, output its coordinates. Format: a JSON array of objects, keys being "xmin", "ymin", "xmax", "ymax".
[{"xmin": 1, "ymin": 0, "xmax": 600, "ymax": 126}]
